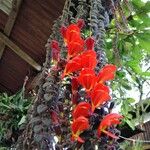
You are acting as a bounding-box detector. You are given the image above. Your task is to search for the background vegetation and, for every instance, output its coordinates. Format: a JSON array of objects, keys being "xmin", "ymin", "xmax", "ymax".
[{"xmin": 105, "ymin": 0, "xmax": 150, "ymax": 130}]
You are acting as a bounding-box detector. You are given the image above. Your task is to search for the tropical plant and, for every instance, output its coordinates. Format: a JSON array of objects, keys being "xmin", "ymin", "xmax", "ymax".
[{"xmin": 0, "ymin": 78, "xmax": 32, "ymax": 148}]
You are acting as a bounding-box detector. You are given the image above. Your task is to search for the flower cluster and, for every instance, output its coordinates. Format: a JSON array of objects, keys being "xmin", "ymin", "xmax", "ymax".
[{"xmin": 51, "ymin": 19, "xmax": 123, "ymax": 143}]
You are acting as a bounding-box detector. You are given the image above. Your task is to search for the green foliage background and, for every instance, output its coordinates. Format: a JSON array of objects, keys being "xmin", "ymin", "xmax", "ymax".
[
  {"xmin": 105, "ymin": 0, "xmax": 150, "ymax": 129},
  {"xmin": 0, "ymin": 87, "xmax": 31, "ymax": 148}
]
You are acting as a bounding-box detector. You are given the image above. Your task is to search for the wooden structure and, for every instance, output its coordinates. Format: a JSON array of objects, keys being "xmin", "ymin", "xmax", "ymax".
[
  {"xmin": 0, "ymin": 0, "xmax": 65, "ymax": 94},
  {"xmin": 130, "ymin": 120, "xmax": 150, "ymax": 150}
]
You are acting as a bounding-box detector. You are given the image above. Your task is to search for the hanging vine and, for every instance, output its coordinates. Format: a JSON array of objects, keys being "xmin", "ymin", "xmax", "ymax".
[{"xmin": 16, "ymin": 0, "xmax": 128, "ymax": 150}]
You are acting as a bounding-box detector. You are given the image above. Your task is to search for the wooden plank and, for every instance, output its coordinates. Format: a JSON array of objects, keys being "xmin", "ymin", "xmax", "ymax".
[
  {"xmin": 143, "ymin": 144, "xmax": 150, "ymax": 150},
  {"xmin": 0, "ymin": 0, "xmax": 22, "ymax": 59},
  {"xmin": 0, "ymin": 32, "xmax": 42, "ymax": 71}
]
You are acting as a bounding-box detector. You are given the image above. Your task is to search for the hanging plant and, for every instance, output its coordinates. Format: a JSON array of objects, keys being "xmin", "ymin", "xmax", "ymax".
[{"xmin": 47, "ymin": 19, "xmax": 123, "ymax": 149}]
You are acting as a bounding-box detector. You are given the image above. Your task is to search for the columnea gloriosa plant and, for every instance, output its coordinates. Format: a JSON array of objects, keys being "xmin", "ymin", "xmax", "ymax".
[
  {"xmin": 50, "ymin": 19, "xmax": 123, "ymax": 147},
  {"xmin": 16, "ymin": 0, "xmax": 126, "ymax": 149}
]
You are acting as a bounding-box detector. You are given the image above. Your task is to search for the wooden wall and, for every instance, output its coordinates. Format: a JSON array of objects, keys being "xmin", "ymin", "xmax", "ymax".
[{"xmin": 0, "ymin": 0, "xmax": 65, "ymax": 93}]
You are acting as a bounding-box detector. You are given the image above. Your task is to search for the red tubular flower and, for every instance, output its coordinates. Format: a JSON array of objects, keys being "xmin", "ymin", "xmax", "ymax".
[
  {"xmin": 62, "ymin": 56, "xmax": 82, "ymax": 78},
  {"xmin": 97, "ymin": 64, "xmax": 117, "ymax": 83},
  {"xmin": 51, "ymin": 40, "xmax": 60, "ymax": 62},
  {"xmin": 60, "ymin": 25, "xmax": 67, "ymax": 40},
  {"xmin": 71, "ymin": 116, "xmax": 90, "ymax": 143},
  {"xmin": 92, "ymin": 83, "xmax": 110, "ymax": 93},
  {"xmin": 80, "ymin": 50, "xmax": 97, "ymax": 69},
  {"xmin": 62, "ymin": 50, "xmax": 97, "ymax": 78},
  {"xmin": 71, "ymin": 92, "xmax": 79, "ymax": 105},
  {"xmin": 71, "ymin": 77, "xmax": 79, "ymax": 94},
  {"xmin": 85, "ymin": 37, "xmax": 95, "ymax": 50},
  {"xmin": 50, "ymin": 110, "xmax": 59, "ymax": 125},
  {"xmin": 90, "ymin": 84, "xmax": 111, "ymax": 112},
  {"xmin": 72, "ymin": 102, "xmax": 91, "ymax": 119},
  {"xmin": 67, "ymin": 39, "xmax": 84, "ymax": 59},
  {"xmin": 98, "ymin": 113, "xmax": 123, "ymax": 138},
  {"xmin": 66, "ymin": 24, "xmax": 81, "ymax": 44},
  {"xmin": 60, "ymin": 24, "xmax": 82, "ymax": 45},
  {"xmin": 77, "ymin": 19, "xmax": 85, "ymax": 29},
  {"xmin": 77, "ymin": 69, "xmax": 97, "ymax": 92}
]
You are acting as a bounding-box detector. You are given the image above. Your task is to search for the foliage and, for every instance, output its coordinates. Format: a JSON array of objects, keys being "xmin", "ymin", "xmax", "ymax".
[
  {"xmin": 121, "ymin": 98, "xmax": 136, "ymax": 130},
  {"xmin": 0, "ymin": 87, "xmax": 31, "ymax": 147},
  {"xmin": 105, "ymin": 0, "xmax": 150, "ymax": 129}
]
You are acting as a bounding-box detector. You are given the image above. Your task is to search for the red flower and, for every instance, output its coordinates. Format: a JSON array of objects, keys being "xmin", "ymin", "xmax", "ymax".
[
  {"xmin": 90, "ymin": 83, "xmax": 111, "ymax": 112},
  {"xmin": 80, "ymin": 50, "xmax": 97, "ymax": 69},
  {"xmin": 97, "ymin": 64, "xmax": 117, "ymax": 83},
  {"xmin": 51, "ymin": 40, "xmax": 60, "ymax": 62},
  {"xmin": 98, "ymin": 113, "xmax": 123, "ymax": 138},
  {"xmin": 71, "ymin": 116, "xmax": 90, "ymax": 143},
  {"xmin": 92, "ymin": 83, "xmax": 110, "ymax": 93},
  {"xmin": 66, "ymin": 24, "xmax": 81, "ymax": 44},
  {"xmin": 60, "ymin": 25, "xmax": 67, "ymax": 41},
  {"xmin": 60, "ymin": 24, "xmax": 81, "ymax": 45},
  {"xmin": 72, "ymin": 102, "xmax": 91, "ymax": 119},
  {"xmin": 85, "ymin": 37, "xmax": 95, "ymax": 50},
  {"xmin": 77, "ymin": 69, "xmax": 97, "ymax": 92},
  {"xmin": 62, "ymin": 56, "xmax": 82, "ymax": 78},
  {"xmin": 62, "ymin": 50, "xmax": 97, "ymax": 78},
  {"xmin": 67, "ymin": 39, "xmax": 84, "ymax": 59},
  {"xmin": 71, "ymin": 92, "xmax": 79, "ymax": 105},
  {"xmin": 50, "ymin": 110, "xmax": 59, "ymax": 125},
  {"xmin": 71, "ymin": 77, "xmax": 79, "ymax": 94},
  {"xmin": 77, "ymin": 19, "xmax": 85, "ymax": 29}
]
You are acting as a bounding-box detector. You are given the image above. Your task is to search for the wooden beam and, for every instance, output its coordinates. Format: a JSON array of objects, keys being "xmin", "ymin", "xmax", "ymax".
[
  {"xmin": 0, "ymin": 0, "xmax": 13, "ymax": 15},
  {"xmin": 0, "ymin": 42, "xmax": 6, "ymax": 57},
  {"xmin": 0, "ymin": 0, "xmax": 22, "ymax": 59},
  {"xmin": 0, "ymin": 32, "xmax": 42, "ymax": 71}
]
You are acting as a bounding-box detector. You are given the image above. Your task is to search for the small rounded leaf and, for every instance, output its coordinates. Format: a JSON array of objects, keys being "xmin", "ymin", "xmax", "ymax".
[{"xmin": 37, "ymin": 104, "xmax": 48, "ymax": 114}]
